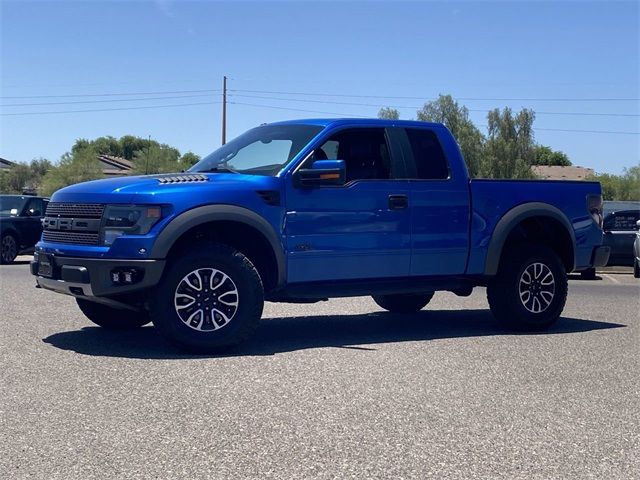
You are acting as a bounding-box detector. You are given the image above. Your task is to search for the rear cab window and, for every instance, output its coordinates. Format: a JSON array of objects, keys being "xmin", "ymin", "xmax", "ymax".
[{"xmin": 404, "ymin": 128, "xmax": 450, "ymax": 180}]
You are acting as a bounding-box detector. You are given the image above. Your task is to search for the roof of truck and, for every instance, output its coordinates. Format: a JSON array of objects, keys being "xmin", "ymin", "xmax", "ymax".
[{"xmin": 268, "ymin": 118, "xmax": 445, "ymax": 128}]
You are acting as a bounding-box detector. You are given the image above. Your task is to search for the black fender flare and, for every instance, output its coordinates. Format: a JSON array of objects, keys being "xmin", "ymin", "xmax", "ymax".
[
  {"xmin": 150, "ymin": 205, "xmax": 286, "ymax": 287},
  {"xmin": 484, "ymin": 202, "xmax": 576, "ymax": 275}
]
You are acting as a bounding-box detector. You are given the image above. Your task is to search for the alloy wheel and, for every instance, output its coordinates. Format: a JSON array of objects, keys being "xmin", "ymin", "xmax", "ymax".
[
  {"xmin": 518, "ymin": 262, "xmax": 555, "ymax": 313},
  {"xmin": 174, "ymin": 268, "xmax": 239, "ymax": 331}
]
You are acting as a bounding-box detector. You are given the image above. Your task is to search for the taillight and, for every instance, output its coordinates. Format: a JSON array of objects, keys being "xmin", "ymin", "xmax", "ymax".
[{"xmin": 587, "ymin": 194, "xmax": 603, "ymax": 228}]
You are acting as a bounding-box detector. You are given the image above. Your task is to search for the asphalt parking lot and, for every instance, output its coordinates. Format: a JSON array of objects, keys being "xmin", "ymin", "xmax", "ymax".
[{"xmin": 1, "ymin": 256, "xmax": 639, "ymax": 479}]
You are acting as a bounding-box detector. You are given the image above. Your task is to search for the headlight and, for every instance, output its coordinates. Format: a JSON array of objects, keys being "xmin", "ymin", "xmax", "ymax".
[{"xmin": 102, "ymin": 205, "xmax": 162, "ymax": 245}]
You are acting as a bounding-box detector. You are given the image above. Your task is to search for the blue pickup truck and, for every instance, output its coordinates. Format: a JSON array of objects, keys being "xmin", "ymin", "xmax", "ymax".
[{"xmin": 32, "ymin": 119, "xmax": 609, "ymax": 352}]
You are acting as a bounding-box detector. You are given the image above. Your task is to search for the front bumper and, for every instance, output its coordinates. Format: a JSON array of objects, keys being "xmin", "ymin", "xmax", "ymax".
[
  {"xmin": 591, "ymin": 245, "xmax": 611, "ymax": 268},
  {"xmin": 31, "ymin": 252, "xmax": 165, "ymax": 298}
]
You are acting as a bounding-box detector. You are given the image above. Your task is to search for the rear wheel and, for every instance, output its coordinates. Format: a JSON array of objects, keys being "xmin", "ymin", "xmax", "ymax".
[
  {"xmin": 76, "ymin": 298, "xmax": 150, "ymax": 329},
  {"xmin": 372, "ymin": 292, "xmax": 434, "ymax": 313},
  {"xmin": 149, "ymin": 243, "xmax": 264, "ymax": 353},
  {"xmin": 487, "ymin": 243, "xmax": 567, "ymax": 331},
  {"xmin": 1, "ymin": 233, "xmax": 18, "ymax": 264}
]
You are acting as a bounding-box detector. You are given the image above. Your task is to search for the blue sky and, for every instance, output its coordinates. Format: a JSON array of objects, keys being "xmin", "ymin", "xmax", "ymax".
[{"xmin": 1, "ymin": 0, "xmax": 638, "ymax": 174}]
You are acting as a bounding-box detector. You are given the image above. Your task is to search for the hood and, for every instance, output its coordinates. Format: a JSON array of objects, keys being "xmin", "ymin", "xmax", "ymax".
[{"xmin": 50, "ymin": 172, "xmax": 280, "ymax": 205}]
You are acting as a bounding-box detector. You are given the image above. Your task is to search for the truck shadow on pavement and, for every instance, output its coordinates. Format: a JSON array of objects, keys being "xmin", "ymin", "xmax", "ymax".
[{"xmin": 42, "ymin": 309, "xmax": 625, "ymax": 359}]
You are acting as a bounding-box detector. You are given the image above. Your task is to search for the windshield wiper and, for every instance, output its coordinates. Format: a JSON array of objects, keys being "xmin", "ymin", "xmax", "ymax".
[{"xmin": 200, "ymin": 165, "xmax": 238, "ymax": 174}]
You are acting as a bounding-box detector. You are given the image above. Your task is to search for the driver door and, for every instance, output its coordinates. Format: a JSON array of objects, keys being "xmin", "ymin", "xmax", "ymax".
[{"xmin": 284, "ymin": 127, "xmax": 412, "ymax": 283}]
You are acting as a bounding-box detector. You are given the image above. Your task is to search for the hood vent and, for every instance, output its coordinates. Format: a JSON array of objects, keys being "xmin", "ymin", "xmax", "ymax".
[{"xmin": 155, "ymin": 173, "xmax": 209, "ymax": 184}]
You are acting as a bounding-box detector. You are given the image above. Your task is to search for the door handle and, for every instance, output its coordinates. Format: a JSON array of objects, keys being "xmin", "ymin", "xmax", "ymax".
[{"xmin": 388, "ymin": 194, "xmax": 408, "ymax": 210}]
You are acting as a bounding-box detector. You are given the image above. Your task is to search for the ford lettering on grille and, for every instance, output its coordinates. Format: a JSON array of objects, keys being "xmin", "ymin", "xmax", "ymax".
[{"xmin": 42, "ymin": 203, "xmax": 104, "ymax": 245}]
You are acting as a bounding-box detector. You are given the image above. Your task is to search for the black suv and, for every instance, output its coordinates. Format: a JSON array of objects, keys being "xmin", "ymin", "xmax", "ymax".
[{"xmin": 0, "ymin": 195, "xmax": 49, "ymax": 264}]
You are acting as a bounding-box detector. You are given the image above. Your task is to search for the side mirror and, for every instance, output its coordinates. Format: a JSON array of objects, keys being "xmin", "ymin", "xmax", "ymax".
[
  {"xmin": 28, "ymin": 209, "xmax": 41, "ymax": 217},
  {"xmin": 296, "ymin": 160, "xmax": 346, "ymax": 187}
]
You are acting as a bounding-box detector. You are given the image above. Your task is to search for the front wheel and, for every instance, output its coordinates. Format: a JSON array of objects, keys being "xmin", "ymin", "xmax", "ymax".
[
  {"xmin": 76, "ymin": 298, "xmax": 150, "ymax": 329},
  {"xmin": 487, "ymin": 243, "xmax": 567, "ymax": 331},
  {"xmin": 1, "ymin": 233, "xmax": 18, "ymax": 264},
  {"xmin": 634, "ymin": 258, "xmax": 640, "ymax": 278},
  {"xmin": 149, "ymin": 243, "xmax": 264, "ymax": 353},
  {"xmin": 373, "ymin": 292, "xmax": 434, "ymax": 313}
]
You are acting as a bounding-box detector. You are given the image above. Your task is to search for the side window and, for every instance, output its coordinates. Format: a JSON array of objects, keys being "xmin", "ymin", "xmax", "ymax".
[
  {"xmin": 405, "ymin": 128, "xmax": 449, "ymax": 180},
  {"xmin": 315, "ymin": 128, "xmax": 393, "ymax": 182},
  {"xmin": 25, "ymin": 198, "xmax": 44, "ymax": 216},
  {"xmin": 313, "ymin": 140, "xmax": 339, "ymax": 160}
]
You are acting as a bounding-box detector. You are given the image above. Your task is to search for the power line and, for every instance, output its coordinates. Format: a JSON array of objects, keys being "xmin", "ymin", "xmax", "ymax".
[
  {"xmin": 2, "ymin": 93, "xmax": 215, "ymax": 107},
  {"xmin": 232, "ymin": 102, "xmax": 639, "ymax": 134},
  {"xmin": 476, "ymin": 124, "xmax": 639, "ymax": 135},
  {"xmin": 3, "ymin": 86, "xmax": 637, "ymax": 103},
  {"xmin": 229, "ymin": 101, "xmax": 366, "ymax": 118},
  {"xmin": 527, "ymin": 126, "xmax": 640, "ymax": 135},
  {"xmin": 3, "ymin": 97, "xmax": 637, "ymax": 134},
  {"xmin": 230, "ymin": 93, "xmax": 640, "ymax": 118},
  {"xmin": 230, "ymin": 88, "xmax": 640, "ymax": 102},
  {"xmin": 0, "ymin": 89, "xmax": 220, "ymax": 100},
  {"xmin": 3, "ymin": 91, "xmax": 635, "ymax": 117},
  {"xmin": 0, "ymin": 101, "xmax": 220, "ymax": 116}
]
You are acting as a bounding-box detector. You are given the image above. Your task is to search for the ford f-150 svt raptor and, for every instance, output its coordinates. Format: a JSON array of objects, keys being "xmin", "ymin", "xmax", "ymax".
[{"xmin": 32, "ymin": 119, "xmax": 609, "ymax": 352}]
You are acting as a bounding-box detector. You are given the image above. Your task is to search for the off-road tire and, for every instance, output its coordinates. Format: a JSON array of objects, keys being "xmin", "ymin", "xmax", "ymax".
[
  {"xmin": 1, "ymin": 233, "xmax": 18, "ymax": 264},
  {"xmin": 149, "ymin": 243, "xmax": 264, "ymax": 353},
  {"xmin": 76, "ymin": 298, "xmax": 151, "ymax": 329},
  {"xmin": 487, "ymin": 243, "xmax": 567, "ymax": 331},
  {"xmin": 372, "ymin": 292, "xmax": 434, "ymax": 313}
]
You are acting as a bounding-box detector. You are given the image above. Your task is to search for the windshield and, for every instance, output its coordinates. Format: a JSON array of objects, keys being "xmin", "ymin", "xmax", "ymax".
[
  {"xmin": 0, "ymin": 196, "xmax": 28, "ymax": 216},
  {"xmin": 190, "ymin": 124, "xmax": 323, "ymax": 176}
]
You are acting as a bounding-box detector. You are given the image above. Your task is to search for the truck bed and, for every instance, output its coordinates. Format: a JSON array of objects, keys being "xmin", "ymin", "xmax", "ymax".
[{"xmin": 467, "ymin": 179, "xmax": 603, "ymax": 274}]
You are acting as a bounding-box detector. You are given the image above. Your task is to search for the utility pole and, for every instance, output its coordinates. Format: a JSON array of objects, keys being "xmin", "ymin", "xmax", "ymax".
[{"xmin": 222, "ymin": 75, "xmax": 227, "ymax": 145}]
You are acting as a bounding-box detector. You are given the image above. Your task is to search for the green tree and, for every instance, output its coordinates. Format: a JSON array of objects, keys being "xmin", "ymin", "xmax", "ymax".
[
  {"xmin": 0, "ymin": 158, "xmax": 52, "ymax": 194},
  {"xmin": 590, "ymin": 172, "xmax": 619, "ymax": 200},
  {"xmin": 132, "ymin": 144, "xmax": 181, "ymax": 174},
  {"xmin": 416, "ymin": 95, "xmax": 485, "ymax": 177},
  {"xmin": 29, "ymin": 157, "xmax": 53, "ymax": 177},
  {"xmin": 68, "ymin": 135, "xmax": 187, "ymax": 174},
  {"xmin": 0, "ymin": 163, "xmax": 33, "ymax": 193},
  {"xmin": 120, "ymin": 135, "xmax": 154, "ymax": 160},
  {"xmin": 480, "ymin": 107, "xmax": 537, "ymax": 179},
  {"xmin": 619, "ymin": 165, "xmax": 640, "ymax": 200},
  {"xmin": 378, "ymin": 107, "xmax": 400, "ymax": 120},
  {"xmin": 588, "ymin": 166, "xmax": 640, "ymax": 200},
  {"xmin": 179, "ymin": 152, "xmax": 201, "ymax": 169},
  {"xmin": 72, "ymin": 136, "xmax": 122, "ymax": 157},
  {"xmin": 40, "ymin": 148, "xmax": 103, "ymax": 196},
  {"xmin": 532, "ymin": 145, "xmax": 571, "ymax": 166}
]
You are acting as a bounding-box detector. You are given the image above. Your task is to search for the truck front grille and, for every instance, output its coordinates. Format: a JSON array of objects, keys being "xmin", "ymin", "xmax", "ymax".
[
  {"xmin": 45, "ymin": 202, "xmax": 105, "ymax": 219},
  {"xmin": 42, "ymin": 230, "xmax": 100, "ymax": 245},
  {"xmin": 42, "ymin": 202, "xmax": 104, "ymax": 245}
]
